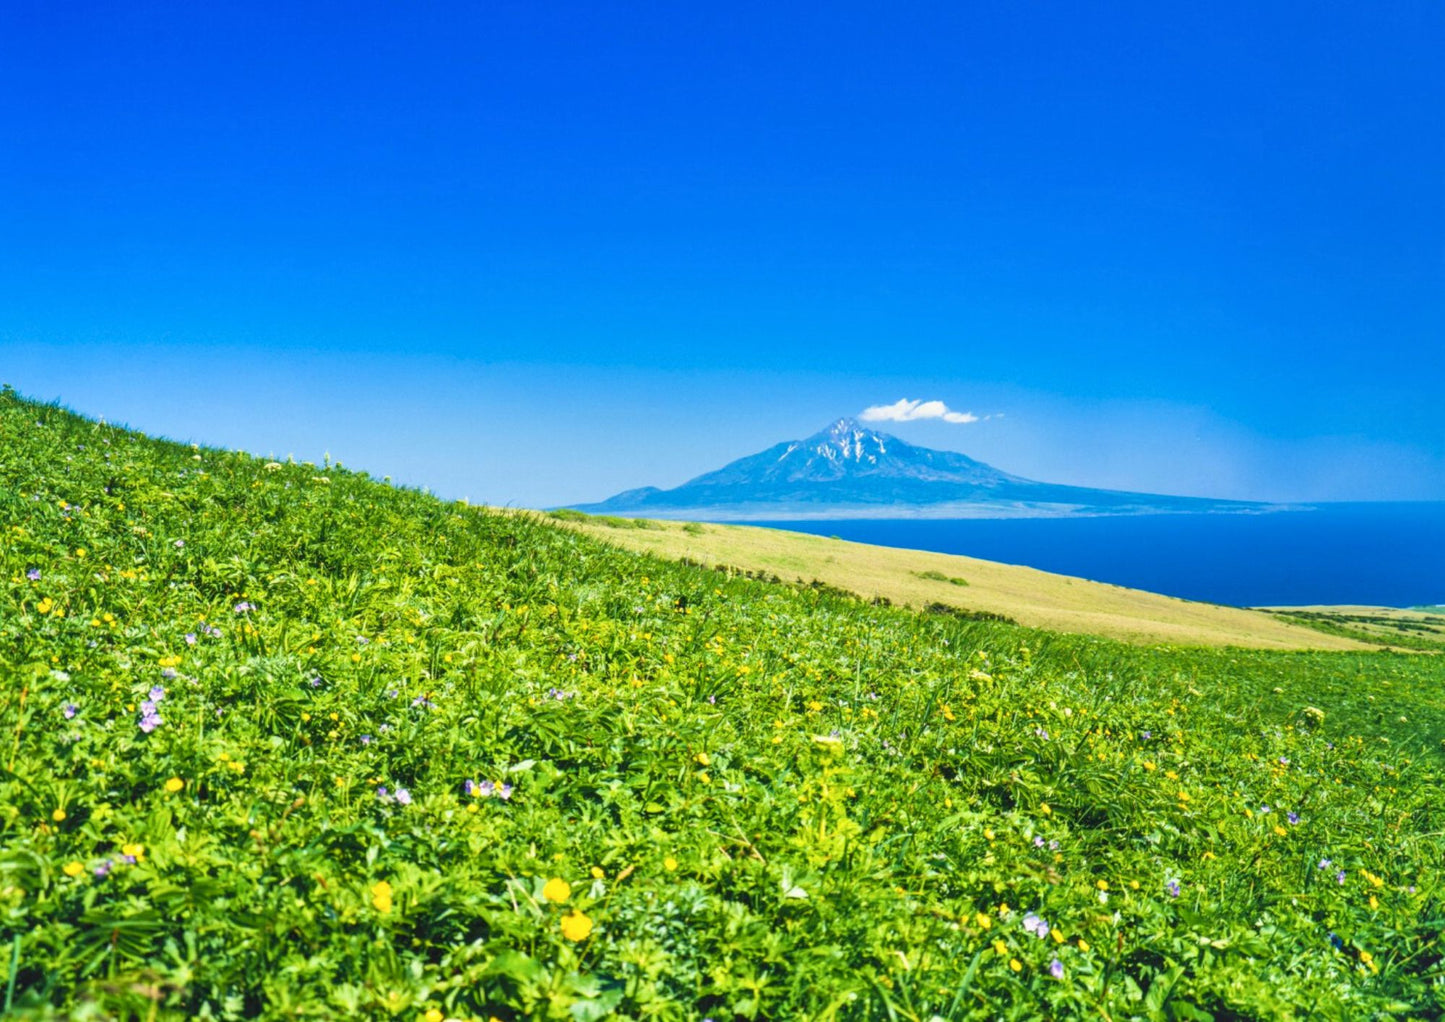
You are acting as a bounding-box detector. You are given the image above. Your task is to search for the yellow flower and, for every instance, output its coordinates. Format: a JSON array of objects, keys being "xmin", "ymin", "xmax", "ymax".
[
  {"xmin": 542, "ymin": 877, "xmax": 572, "ymax": 904},
  {"xmin": 983, "ymin": 828, "xmax": 995, "ymax": 841},
  {"xmin": 663, "ymin": 856, "xmax": 678, "ymax": 872},
  {"xmin": 52, "ymin": 808, "xmax": 66, "ymax": 822},
  {"xmin": 122, "ymin": 843, "xmax": 145, "ymax": 861},
  {"xmin": 36, "ymin": 598, "xmax": 54, "ymax": 614},
  {"xmin": 992, "ymin": 940, "xmax": 1008, "ymax": 956},
  {"xmin": 1051, "ymin": 928, "xmax": 1065, "ymax": 944},
  {"xmin": 1142, "ymin": 760, "xmax": 1156, "ymax": 771},
  {"xmin": 371, "ymin": 880, "xmax": 393, "ymax": 914},
  {"xmin": 424, "ymin": 1010, "xmax": 444, "ymax": 1022},
  {"xmin": 1009, "ymin": 958, "xmax": 1022, "ymax": 972},
  {"xmin": 1077, "ymin": 938, "xmax": 1090, "ymax": 952},
  {"xmin": 975, "ymin": 913, "xmax": 992, "ymax": 930},
  {"xmin": 164, "ymin": 777, "xmax": 185, "ymax": 793},
  {"xmin": 63, "ymin": 861, "xmax": 85, "ymax": 878},
  {"xmin": 1273, "ymin": 825, "xmax": 1287, "ymax": 837},
  {"xmin": 1039, "ymin": 803, "xmax": 1052, "ymax": 816},
  {"xmin": 694, "ymin": 752, "xmax": 710, "ymax": 767},
  {"xmin": 1096, "ymin": 880, "xmax": 1109, "ymax": 891},
  {"xmin": 591, "ymin": 866, "xmax": 605, "ymax": 879},
  {"xmin": 560, "ymin": 909, "xmax": 593, "ymax": 941},
  {"xmin": 1368, "ymin": 895, "xmax": 1379, "ymax": 910}
]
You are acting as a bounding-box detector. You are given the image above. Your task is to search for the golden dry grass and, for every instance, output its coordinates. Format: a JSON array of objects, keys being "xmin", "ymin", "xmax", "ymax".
[{"xmin": 544, "ymin": 514, "xmax": 1373, "ymax": 650}]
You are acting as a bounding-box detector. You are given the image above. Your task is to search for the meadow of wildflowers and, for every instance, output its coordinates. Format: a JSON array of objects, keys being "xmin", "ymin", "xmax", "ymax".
[{"xmin": 1, "ymin": 386, "xmax": 1442, "ymax": 1020}]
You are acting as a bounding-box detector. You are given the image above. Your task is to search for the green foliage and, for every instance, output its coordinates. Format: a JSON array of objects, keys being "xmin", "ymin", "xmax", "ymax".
[
  {"xmin": 916, "ymin": 569, "xmax": 969, "ymax": 587},
  {"xmin": 1265, "ymin": 609, "xmax": 1445, "ymax": 652},
  {"xmin": 1, "ymin": 387, "xmax": 1443, "ymax": 1020}
]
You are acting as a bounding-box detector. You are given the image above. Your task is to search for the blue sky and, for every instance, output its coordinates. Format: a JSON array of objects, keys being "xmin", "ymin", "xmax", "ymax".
[{"xmin": 3, "ymin": 1, "xmax": 1442, "ymax": 507}]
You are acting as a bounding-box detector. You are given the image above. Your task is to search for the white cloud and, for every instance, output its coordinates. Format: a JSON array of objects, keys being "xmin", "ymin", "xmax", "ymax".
[{"xmin": 859, "ymin": 398, "xmax": 982, "ymax": 425}]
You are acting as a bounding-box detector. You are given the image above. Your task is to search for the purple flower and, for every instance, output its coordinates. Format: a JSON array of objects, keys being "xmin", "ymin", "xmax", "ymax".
[
  {"xmin": 1336, "ymin": 870, "xmax": 1347, "ymax": 885},
  {"xmin": 309, "ymin": 676, "xmax": 323, "ymax": 688},
  {"xmin": 1279, "ymin": 756, "xmax": 1289, "ymax": 765},
  {"xmin": 1022, "ymin": 912, "xmax": 1050, "ymax": 939},
  {"xmin": 173, "ymin": 539, "xmax": 185, "ymax": 549},
  {"xmin": 378, "ymin": 723, "xmax": 391, "ymax": 733},
  {"xmin": 1034, "ymin": 836, "xmax": 1045, "ymax": 848},
  {"xmin": 497, "ymin": 782, "xmax": 513, "ymax": 800},
  {"xmin": 1034, "ymin": 727, "xmax": 1049, "ymax": 740},
  {"xmin": 394, "ymin": 787, "xmax": 412, "ymax": 806},
  {"xmin": 1048, "ymin": 839, "xmax": 1060, "ymax": 851},
  {"xmin": 184, "ymin": 632, "xmax": 197, "ymax": 645},
  {"xmin": 1140, "ymin": 730, "xmax": 1151, "ymax": 740},
  {"xmin": 1049, "ymin": 958, "xmax": 1064, "ymax": 979},
  {"xmin": 62, "ymin": 702, "xmax": 78, "ymax": 720},
  {"xmin": 464, "ymin": 779, "xmax": 478, "ymax": 797},
  {"xmin": 1318, "ymin": 858, "xmax": 1332, "ymax": 870},
  {"xmin": 233, "ymin": 601, "xmax": 254, "ymax": 613},
  {"xmin": 476, "ymin": 780, "xmax": 495, "ymax": 798},
  {"xmin": 94, "ymin": 859, "xmax": 113, "ymax": 877},
  {"xmin": 359, "ymin": 734, "xmax": 373, "ymax": 745},
  {"xmin": 376, "ymin": 786, "xmax": 388, "ymax": 800},
  {"xmin": 139, "ymin": 712, "xmax": 161, "ymax": 733},
  {"xmin": 140, "ymin": 700, "xmax": 157, "ymax": 716},
  {"xmin": 1287, "ymin": 811, "xmax": 1300, "ymax": 825},
  {"xmin": 120, "ymin": 854, "xmax": 137, "ymax": 865},
  {"xmin": 26, "ymin": 568, "xmax": 40, "ymax": 581},
  {"xmin": 411, "ymin": 695, "xmax": 435, "ymax": 710},
  {"xmin": 160, "ymin": 667, "xmax": 176, "ymax": 680},
  {"xmin": 707, "ymin": 695, "xmax": 717, "ymax": 705},
  {"xmin": 386, "ymin": 689, "xmax": 399, "ymax": 699},
  {"xmin": 1259, "ymin": 805, "xmax": 1271, "ymax": 815},
  {"xmin": 1166, "ymin": 879, "xmax": 1181, "ymax": 898}
]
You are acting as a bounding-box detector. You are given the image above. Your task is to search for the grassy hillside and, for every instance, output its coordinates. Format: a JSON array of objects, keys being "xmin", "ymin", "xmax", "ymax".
[
  {"xmin": 1259, "ymin": 606, "xmax": 1445, "ymax": 653},
  {"xmin": 2, "ymin": 386, "xmax": 1443, "ymax": 1020},
  {"xmin": 546, "ymin": 513, "xmax": 1371, "ymax": 651}
]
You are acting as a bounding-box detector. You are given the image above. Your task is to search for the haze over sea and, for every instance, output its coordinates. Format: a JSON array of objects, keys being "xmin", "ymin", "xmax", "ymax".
[{"xmin": 752, "ymin": 502, "xmax": 1445, "ymax": 609}]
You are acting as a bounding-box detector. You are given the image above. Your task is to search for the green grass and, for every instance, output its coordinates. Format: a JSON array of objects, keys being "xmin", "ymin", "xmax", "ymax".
[
  {"xmin": 1259, "ymin": 607, "xmax": 1445, "ymax": 653},
  {"xmin": 2, "ymin": 386, "xmax": 1443, "ymax": 1020}
]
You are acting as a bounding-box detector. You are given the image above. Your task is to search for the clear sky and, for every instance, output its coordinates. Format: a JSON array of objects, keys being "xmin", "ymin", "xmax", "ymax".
[{"xmin": 3, "ymin": 1, "xmax": 1442, "ymax": 507}]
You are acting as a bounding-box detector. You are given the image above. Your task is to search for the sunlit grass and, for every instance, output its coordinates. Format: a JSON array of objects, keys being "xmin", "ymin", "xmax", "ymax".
[{"xmin": 2, "ymin": 386, "xmax": 1441, "ymax": 1020}]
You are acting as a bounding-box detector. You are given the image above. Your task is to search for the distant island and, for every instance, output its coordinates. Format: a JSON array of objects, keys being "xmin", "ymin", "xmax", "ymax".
[{"xmin": 569, "ymin": 417, "xmax": 1287, "ymax": 520}]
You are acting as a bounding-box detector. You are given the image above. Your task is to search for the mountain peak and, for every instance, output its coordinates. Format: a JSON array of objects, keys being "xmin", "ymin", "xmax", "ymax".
[
  {"xmin": 572, "ymin": 416, "xmax": 1264, "ymax": 520},
  {"xmin": 802, "ymin": 417, "xmax": 894, "ymax": 465}
]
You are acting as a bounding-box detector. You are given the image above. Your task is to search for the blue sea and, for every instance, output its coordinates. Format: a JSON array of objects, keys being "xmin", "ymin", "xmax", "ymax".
[{"xmin": 750, "ymin": 502, "xmax": 1445, "ymax": 608}]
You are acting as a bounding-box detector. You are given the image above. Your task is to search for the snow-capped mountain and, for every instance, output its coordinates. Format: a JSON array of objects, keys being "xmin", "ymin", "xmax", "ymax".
[{"xmin": 569, "ymin": 418, "xmax": 1268, "ymax": 520}]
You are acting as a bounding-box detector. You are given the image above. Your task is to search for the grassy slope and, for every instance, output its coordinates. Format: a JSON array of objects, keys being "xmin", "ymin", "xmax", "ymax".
[
  {"xmin": 548, "ymin": 515, "xmax": 1371, "ymax": 651},
  {"xmin": 1258, "ymin": 606, "xmax": 1445, "ymax": 653},
  {"xmin": 2, "ymin": 388, "xmax": 1443, "ymax": 1021}
]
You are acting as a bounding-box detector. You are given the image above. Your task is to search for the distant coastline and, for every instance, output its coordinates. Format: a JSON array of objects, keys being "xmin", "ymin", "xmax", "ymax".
[
  {"xmin": 582, "ymin": 500, "xmax": 1307, "ymax": 522},
  {"xmin": 738, "ymin": 502, "xmax": 1445, "ymax": 608}
]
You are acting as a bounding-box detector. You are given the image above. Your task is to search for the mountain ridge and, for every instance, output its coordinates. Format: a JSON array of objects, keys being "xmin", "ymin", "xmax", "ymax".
[{"xmin": 570, "ymin": 417, "xmax": 1276, "ymax": 520}]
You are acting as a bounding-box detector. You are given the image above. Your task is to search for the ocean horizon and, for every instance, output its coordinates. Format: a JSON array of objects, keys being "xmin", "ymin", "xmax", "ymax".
[{"xmin": 746, "ymin": 501, "xmax": 1445, "ymax": 609}]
